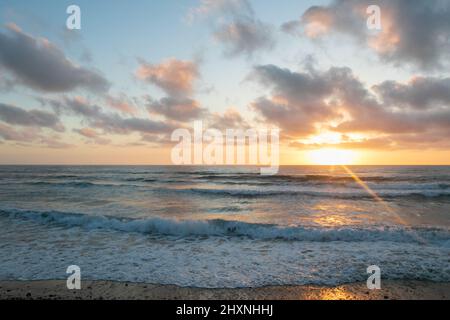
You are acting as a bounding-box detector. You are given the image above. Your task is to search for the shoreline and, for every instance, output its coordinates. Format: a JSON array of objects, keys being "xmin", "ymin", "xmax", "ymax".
[{"xmin": 1, "ymin": 280, "xmax": 449, "ymax": 300}]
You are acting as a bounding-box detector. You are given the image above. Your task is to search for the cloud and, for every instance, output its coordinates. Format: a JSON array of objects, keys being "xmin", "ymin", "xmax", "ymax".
[
  {"xmin": 290, "ymin": 0, "xmax": 450, "ymax": 70},
  {"xmin": 0, "ymin": 122, "xmax": 38, "ymax": 142},
  {"xmin": 38, "ymin": 136, "xmax": 72, "ymax": 149},
  {"xmin": 61, "ymin": 97, "xmax": 176, "ymax": 136},
  {"xmin": 100, "ymin": 116, "xmax": 175, "ymax": 135},
  {"xmin": 214, "ymin": 17, "xmax": 275, "ymax": 58},
  {"xmin": 106, "ymin": 94, "xmax": 138, "ymax": 115},
  {"xmin": 0, "ymin": 71, "xmax": 15, "ymax": 92},
  {"xmin": 0, "ymin": 122, "xmax": 71, "ymax": 148},
  {"xmin": 57, "ymin": 95, "xmax": 249, "ymax": 146},
  {"xmin": 250, "ymin": 63, "xmax": 450, "ymax": 149},
  {"xmin": 335, "ymin": 108, "xmax": 450, "ymax": 135},
  {"xmin": 250, "ymin": 64, "xmax": 348, "ymax": 136},
  {"xmin": 373, "ymin": 76, "xmax": 450, "ymax": 110},
  {"xmin": 290, "ymin": 137, "xmax": 395, "ymax": 150},
  {"xmin": 280, "ymin": 20, "xmax": 303, "ymax": 36},
  {"xmin": 73, "ymin": 127, "xmax": 98, "ymax": 139},
  {"xmin": 0, "ymin": 24, "xmax": 110, "ymax": 92},
  {"xmin": 188, "ymin": 0, "xmax": 275, "ymax": 58},
  {"xmin": 73, "ymin": 127, "xmax": 111, "ymax": 145},
  {"xmin": 209, "ymin": 107, "xmax": 249, "ymax": 129},
  {"xmin": 136, "ymin": 58, "xmax": 199, "ymax": 96},
  {"xmin": 301, "ymin": 5, "xmax": 337, "ymax": 39},
  {"xmin": 187, "ymin": 0, "xmax": 253, "ymax": 22},
  {"xmin": 63, "ymin": 96, "xmax": 102, "ymax": 118},
  {"xmin": 136, "ymin": 58, "xmax": 206, "ymax": 123},
  {"xmin": 147, "ymin": 96, "xmax": 205, "ymax": 121},
  {"xmin": 0, "ymin": 102, "xmax": 64, "ymax": 131}
]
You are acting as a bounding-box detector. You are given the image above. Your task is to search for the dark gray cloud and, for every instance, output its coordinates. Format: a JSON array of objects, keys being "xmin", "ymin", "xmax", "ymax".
[
  {"xmin": 209, "ymin": 107, "xmax": 249, "ymax": 130},
  {"xmin": 188, "ymin": 0, "xmax": 254, "ymax": 22},
  {"xmin": 99, "ymin": 116, "xmax": 175, "ymax": 135},
  {"xmin": 214, "ymin": 17, "xmax": 276, "ymax": 58},
  {"xmin": 189, "ymin": 0, "xmax": 275, "ymax": 58},
  {"xmin": 289, "ymin": 0, "xmax": 450, "ymax": 70},
  {"xmin": 0, "ymin": 102, "xmax": 64, "ymax": 131},
  {"xmin": 62, "ymin": 97, "xmax": 176, "ymax": 136},
  {"xmin": 63, "ymin": 97, "xmax": 102, "ymax": 118},
  {"xmin": 147, "ymin": 96, "xmax": 205, "ymax": 121},
  {"xmin": 0, "ymin": 72, "xmax": 16, "ymax": 92},
  {"xmin": 280, "ymin": 20, "xmax": 302, "ymax": 36},
  {"xmin": 0, "ymin": 24, "xmax": 110, "ymax": 92},
  {"xmin": 373, "ymin": 77, "xmax": 450, "ymax": 110}
]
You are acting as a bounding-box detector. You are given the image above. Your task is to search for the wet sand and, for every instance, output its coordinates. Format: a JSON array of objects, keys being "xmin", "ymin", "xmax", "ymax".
[{"xmin": 0, "ymin": 280, "xmax": 449, "ymax": 300}]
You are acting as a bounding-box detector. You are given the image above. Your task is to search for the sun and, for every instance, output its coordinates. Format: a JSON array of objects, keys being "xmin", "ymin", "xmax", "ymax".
[{"xmin": 306, "ymin": 148, "xmax": 358, "ymax": 165}]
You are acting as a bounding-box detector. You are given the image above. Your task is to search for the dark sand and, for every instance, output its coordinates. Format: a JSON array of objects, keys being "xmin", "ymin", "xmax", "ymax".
[{"xmin": 0, "ymin": 280, "xmax": 449, "ymax": 300}]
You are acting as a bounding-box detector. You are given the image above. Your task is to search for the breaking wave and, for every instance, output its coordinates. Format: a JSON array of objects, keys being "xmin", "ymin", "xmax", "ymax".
[{"xmin": 1, "ymin": 208, "xmax": 449, "ymax": 246}]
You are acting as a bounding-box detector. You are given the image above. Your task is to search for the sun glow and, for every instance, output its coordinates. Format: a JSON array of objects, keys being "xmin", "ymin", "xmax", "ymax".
[{"xmin": 307, "ymin": 148, "xmax": 358, "ymax": 165}]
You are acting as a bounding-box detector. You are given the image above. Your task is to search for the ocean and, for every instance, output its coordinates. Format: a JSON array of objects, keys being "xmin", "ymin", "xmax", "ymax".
[{"xmin": 0, "ymin": 165, "xmax": 449, "ymax": 288}]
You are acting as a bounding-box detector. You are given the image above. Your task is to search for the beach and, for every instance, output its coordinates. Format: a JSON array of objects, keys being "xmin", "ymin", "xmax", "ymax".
[{"xmin": 1, "ymin": 280, "xmax": 449, "ymax": 300}]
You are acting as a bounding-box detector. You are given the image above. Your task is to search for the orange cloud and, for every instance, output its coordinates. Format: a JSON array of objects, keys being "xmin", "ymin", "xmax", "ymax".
[
  {"xmin": 106, "ymin": 95, "xmax": 138, "ymax": 115},
  {"xmin": 302, "ymin": 7, "xmax": 333, "ymax": 38},
  {"xmin": 136, "ymin": 58, "xmax": 199, "ymax": 96},
  {"xmin": 74, "ymin": 127, "xmax": 98, "ymax": 139}
]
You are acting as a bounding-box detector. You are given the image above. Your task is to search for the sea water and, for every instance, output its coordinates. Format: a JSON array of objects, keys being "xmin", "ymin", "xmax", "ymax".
[{"xmin": 0, "ymin": 165, "xmax": 449, "ymax": 288}]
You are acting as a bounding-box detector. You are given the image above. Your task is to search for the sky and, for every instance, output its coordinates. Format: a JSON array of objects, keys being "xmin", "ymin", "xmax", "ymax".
[{"xmin": 0, "ymin": 0, "xmax": 450, "ymax": 165}]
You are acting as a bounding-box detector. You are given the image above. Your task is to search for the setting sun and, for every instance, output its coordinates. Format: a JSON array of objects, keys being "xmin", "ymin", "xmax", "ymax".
[{"xmin": 306, "ymin": 148, "xmax": 358, "ymax": 165}]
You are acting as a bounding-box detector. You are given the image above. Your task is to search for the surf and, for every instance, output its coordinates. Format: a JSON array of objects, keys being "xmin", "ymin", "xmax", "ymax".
[{"xmin": 1, "ymin": 207, "xmax": 449, "ymax": 246}]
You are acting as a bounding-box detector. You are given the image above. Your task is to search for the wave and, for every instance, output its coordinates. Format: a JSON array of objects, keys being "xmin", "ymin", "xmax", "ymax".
[
  {"xmin": 23, "ymin": 180, "xmax": 144, "ymax": 188},
  {"xmin": 123, "ymin": 177, "xmax": 157, "ymax": 182},
  {"xmin": 1, "ymin": 208, "xmax": 449, "ymax": 245},
  {"xmin": 194, "ymin": 173, "xmax": 450, "ymax": 183},
  {"xmin": 26, "ymin": 181, "xmax": 98, "ymax": 188},
  {"xmin": 37, "ymin": 174, "xmax": 82, "ymax": 179},
  {"xmin": 8, "ymin": 179, "xmax": 450, "ymax": 200},
  {"xmin": 195, "ymin": 174, "xmax": 383, "ymax": 183},
  {"xmin": 186, "ymin": 187, "xmax": 450, "ymax": 200}
]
